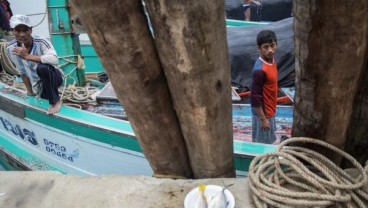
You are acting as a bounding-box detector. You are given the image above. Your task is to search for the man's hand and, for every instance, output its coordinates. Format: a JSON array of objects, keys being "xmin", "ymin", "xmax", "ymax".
[{"xmin": 12, "ymin": 43, "xmax": 29, "ymax": 59}]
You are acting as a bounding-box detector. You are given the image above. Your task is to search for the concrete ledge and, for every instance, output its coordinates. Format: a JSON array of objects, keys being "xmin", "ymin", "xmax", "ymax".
[{"xmin": 0, "ymin": 172, "xmax": 254, "ymax": 208}]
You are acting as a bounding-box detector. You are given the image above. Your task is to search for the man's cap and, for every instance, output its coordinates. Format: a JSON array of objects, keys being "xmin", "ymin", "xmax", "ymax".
[{"xmin": 10, "ymin": 14, "xmax": 32, "ymax": 29}]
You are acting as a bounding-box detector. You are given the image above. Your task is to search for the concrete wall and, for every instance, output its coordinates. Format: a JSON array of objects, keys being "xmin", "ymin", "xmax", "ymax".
[{"xmin": 0, "ymin": 172, "xmax": 254, "ymax": 208}]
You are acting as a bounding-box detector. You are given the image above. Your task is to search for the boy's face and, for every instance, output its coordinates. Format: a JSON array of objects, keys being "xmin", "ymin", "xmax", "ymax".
[{"xmin": 258, "ymin": 41, "xmax": 277, "ymax": 62}]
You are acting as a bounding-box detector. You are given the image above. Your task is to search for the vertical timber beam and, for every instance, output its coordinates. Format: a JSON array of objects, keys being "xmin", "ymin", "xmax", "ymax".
[
  {"xmin": 145, "ymin": 0, "xmax": 235, "ymax": 178},
  {"xmin": 69, "ymin": 0, "xmax": 193, "ymax": 178},
  {"xmin": 293, "ymin": 0, "xmax": 368, "ymax": 162},
  {"xmin": 344, "ymin": 50, "xmax": 368, "ymax": 166}
]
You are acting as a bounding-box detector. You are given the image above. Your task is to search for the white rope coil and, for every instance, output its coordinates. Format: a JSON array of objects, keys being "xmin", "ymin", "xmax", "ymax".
[
  {"xmin": 0, "ymin": 42, "xmax": 20, "ymax": 75},
  {"xmin": 249, "ymin": 137, "xmax": 368, "ymax": 208},
  {"xmin": 58, "ymin": 54, "xmax": 95, "ymax": 104},
  {"xmin": 60, "ymin": 85, "xmax": 97, "ymax": 103},
  {"xmin": 0, "ymin": 71, "xmax": 15, "ymax": 85}
]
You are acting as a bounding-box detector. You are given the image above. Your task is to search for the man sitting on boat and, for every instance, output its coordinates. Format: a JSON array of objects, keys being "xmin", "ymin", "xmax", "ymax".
[{"xmin": 6, "ymin": 14, "xmax": 63, "ymax": 114}]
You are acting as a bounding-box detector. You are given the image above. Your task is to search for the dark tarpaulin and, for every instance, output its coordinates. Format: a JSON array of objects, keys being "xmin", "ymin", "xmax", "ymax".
[
  {"xmin": 227, "ymin": 17, "xmax": 294, "ymax": 91},
  {"xmin": 226, "ymin": 0, "xmax": 293, "ymax": 22}
]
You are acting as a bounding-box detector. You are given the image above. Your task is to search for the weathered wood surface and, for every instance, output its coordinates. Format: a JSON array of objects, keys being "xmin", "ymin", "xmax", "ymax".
[
  {"xmin": 144, "ymin": 0, "xmax": 235, "ymax": 178},
  {"xmin": 345, "ymin": 60, "xmax": 368, "ymax": 166},
  {"xmin": 70, "ymin": 0, "xmax": 235, "ymax": 178},
  {"xmin": 69, "ymin": 0, "xmax": 193, "ymax": 178},
  {"xmin": 292, "ymin": 1, "xmax": 368, "ymax": 163}
]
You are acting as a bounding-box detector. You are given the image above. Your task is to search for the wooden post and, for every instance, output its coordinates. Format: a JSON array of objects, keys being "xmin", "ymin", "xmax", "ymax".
[
  {"xmin": 292, "ymin": 0, "xmax": 368, "ymax": 163},
  {"xmin": 144, "ymin": 0, "xmax": 235, "ymax": 178},
  {"xmin": 69, "ymin": 0, "xmax": 193, "ymax": 178},
  {"xmin": 344, "ymin": 62, "xmax": 368, "ymax": 166}
]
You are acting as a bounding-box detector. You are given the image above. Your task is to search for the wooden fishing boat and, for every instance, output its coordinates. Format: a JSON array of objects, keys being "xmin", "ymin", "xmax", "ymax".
[
  {"xmin": 0, "ymin": 0, "xmax": 293, "ymax": 176},
  {"xmin": 0, "ymin": 81, "xmax": 292, "ymax": 176}
]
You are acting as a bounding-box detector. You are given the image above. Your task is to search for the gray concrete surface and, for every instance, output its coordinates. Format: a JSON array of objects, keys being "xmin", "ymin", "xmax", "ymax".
[{"xmin": 0, "ymin": 171, "xmax": 254, "ymax": 208}]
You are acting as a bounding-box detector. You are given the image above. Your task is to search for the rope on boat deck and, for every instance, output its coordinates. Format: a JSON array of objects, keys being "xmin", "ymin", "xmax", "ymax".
[
  {"xmin": 0, "ymin": 71, "xmax": 15, "ymax": 85},
  {"xmin": 60, "ymin": 84, "xmax": 98, "ymax": 103},
  {"xmin": 248, "ymin": 137, "xmax": 368, "ymax": 208},
  {"xmin": 0, "ymin": 42, "xmax": 20, "ymax": 75},
  {"xmin": 58, "ymin": 55, "xmax": 97, "ymax": 104},
  {"xmin": 0, "ymin": 42, "xmax": 19, "ymax": 86}
]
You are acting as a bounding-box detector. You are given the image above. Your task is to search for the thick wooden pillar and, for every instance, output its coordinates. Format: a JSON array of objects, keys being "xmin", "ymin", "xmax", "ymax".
[
  {"xmin": 69, "ymin": 0, "xmax": 193, "ymax": 178},
  {"xmin": 293, "ymin": 1, "xmax": 368, "ymax": 162},
  {"xmin": 344, "ymin": 62, "xmax": 368, "ymax": 166},
  {"xmin": 144, "ymin": 0, "xmax": 235, "ymax": 178}
]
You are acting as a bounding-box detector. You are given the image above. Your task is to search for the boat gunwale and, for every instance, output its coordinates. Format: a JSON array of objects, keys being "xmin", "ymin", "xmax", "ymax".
[
  {"xmin": 0, "ymin": 82, "xmax": 291, "ymax": 158},
  {"xmin": 0, "ymin": 83, "xmax": 136, "ymax": 138}
]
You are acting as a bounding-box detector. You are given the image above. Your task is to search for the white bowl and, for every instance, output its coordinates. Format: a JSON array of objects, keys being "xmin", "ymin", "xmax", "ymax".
[{"xmin": 184, "ymin": 185, "xmax": 235, "ymax": 208}]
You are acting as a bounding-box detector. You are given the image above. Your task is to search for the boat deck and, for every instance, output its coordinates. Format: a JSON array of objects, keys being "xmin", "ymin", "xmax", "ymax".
[
  {"xmin": 81, "ymin": 82, "xmax": 128, "ymax": 120},
  {"xmin": 1, "ymin": 77, "xmax": 293, "ymax": 144},
  {"xmin": 90, "ymin": 82, "xmax": 293, "ymax": 144},
  {"xmin": 0, "ymin": 78, "xmax": 291, "ymax": 174}
]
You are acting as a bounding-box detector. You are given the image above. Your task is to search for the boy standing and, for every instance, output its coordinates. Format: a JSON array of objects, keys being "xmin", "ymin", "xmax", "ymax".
[{"xmin": 250, "ymin": 30, "xmax": 278, "ymax": 144}]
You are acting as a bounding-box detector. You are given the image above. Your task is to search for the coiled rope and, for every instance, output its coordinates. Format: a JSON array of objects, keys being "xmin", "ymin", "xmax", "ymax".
[
  {"xmin": 58, "ymin": 54, "xmax": 98, "ymax": 104},
  {"xmin": 0, "ymin": 41, "xmax": 18, "ymax": 87},
  {"xmin": 0, "ymin": 42, "xmax": 20, "ymax": 75},
  {"xmin": 248, "ymin": 137, "xmax": 368, "ymax": 208},
  {"xmin": 60, "ymin": 84, "xmax": 97, "ymax": 103},
  {"xmin": 0, "ymin": 71, "xmax": 15, "ymax": 85}
]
